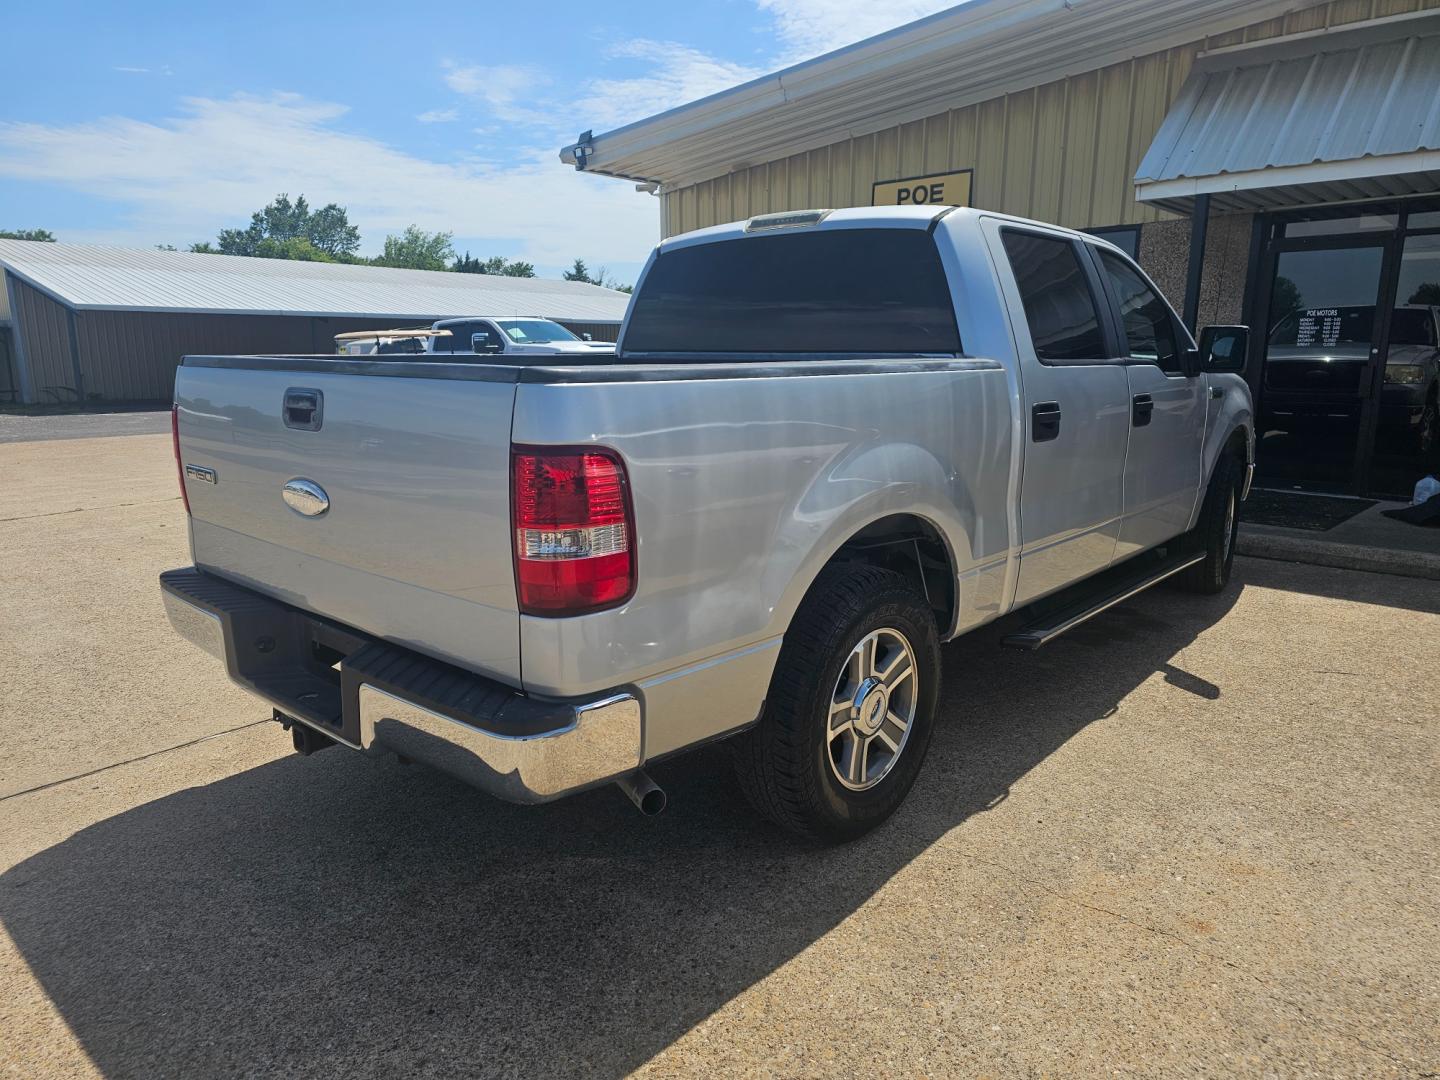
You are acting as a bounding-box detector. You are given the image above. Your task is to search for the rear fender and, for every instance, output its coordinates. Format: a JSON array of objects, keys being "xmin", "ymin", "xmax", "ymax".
[{"xmin": 766, "ymin": 443, "xmax": 966, "ymax": 634}]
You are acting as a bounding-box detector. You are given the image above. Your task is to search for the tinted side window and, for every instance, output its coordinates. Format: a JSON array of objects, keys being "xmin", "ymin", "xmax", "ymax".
[
  {"xmin": 622, "ymin": 229, "xmax": 960, "ymax": 355},
  {"xmin": 1000, "ymin": 231, "xmax": 1107, "ymax": 362},
  {"xmin": 1098, "ymin": 250, "xmax": 1181, "ymax": 373}
]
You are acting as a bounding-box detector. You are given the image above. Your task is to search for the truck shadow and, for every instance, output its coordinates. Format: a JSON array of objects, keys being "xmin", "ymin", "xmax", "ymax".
[{"xmin": 2, "ymin": 574, "xmax": 1253, "ymax": 1079}]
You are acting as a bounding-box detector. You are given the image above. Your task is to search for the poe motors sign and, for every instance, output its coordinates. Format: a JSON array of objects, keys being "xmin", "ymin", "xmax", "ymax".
[{"xmin": 872, "ymin": 169, "xmax": 973, "ymax": 208}]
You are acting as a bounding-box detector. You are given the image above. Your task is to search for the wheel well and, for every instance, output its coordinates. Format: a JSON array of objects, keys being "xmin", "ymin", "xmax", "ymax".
[
  {"xmin": 823, "ymin": 514, "xmax": 956, "ymax": 634},
  {"xmin": 1225, "ymin": 425, "xmax": 1249, "ymax": 463}
]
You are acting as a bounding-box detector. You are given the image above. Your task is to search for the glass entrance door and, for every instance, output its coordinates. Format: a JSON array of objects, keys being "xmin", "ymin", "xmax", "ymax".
[
  {"xmin": 1366, "ymin": 232, "xmax": 1440, "ymax": 497},
  {"xmin": 1255, "ymin": 242, "xmax": 1389, "ymax": 491}
]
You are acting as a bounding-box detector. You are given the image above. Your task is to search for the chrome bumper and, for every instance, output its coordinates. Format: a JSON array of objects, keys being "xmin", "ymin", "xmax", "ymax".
[
  {"xmin": 355, "ymin": 687, "xmax": 640, "ymax": 803},
  {"xmin": 161, "ymin": 571, "xmax": 641, "ymax": 804}
]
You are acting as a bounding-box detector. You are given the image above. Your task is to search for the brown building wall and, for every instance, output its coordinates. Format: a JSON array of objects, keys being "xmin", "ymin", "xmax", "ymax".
[
  {"xmin": 69, "ymin": 309, "xmax": 416, "ymax": 403},
  {"xmin": 556, "ymin": 320, "xmax": 621, "ymax": 343},
  {"xmin": 10, "ymin": 282, "xmax": 450, "ymax": 405},
  {"xmin": 10, "ymin": 276, "xmax": 76, "ymax": 402},
  {"xmin": 1137, "ymin": 212, "xmax": 1256, "ymax": 330},
  {"xmin": 9, "ymin": 287, "xmax": 623, "ymax": 405}
]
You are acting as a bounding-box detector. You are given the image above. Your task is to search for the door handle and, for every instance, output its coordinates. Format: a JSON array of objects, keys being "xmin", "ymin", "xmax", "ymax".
[
  {"xmin": 283, "ymin": 388, "xmax": 324, "ymax": 431},
  {"xmin": 1131, "ymin": 393, "xmax": 1154, "ymax": 427},
  {"xmin": 1032, "ymin": 401, "xmax": 1061, "ymax": 442}
]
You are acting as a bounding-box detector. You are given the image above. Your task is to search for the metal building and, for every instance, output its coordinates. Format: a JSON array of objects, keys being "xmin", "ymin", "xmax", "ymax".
[
  {"xmin": 563, "ymin": 0, "xmax": 1440, "ymax": 498},
  {"xmin": 0, "ymin": 241, "xmax": 632, "ymax": 405}
]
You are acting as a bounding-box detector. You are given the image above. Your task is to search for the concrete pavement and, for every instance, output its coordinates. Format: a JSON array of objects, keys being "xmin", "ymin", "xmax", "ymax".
[
  {"xmin": 1238, "ymin": 497, "xmax": 1440, "ymax": 581},
  {"xmin": 2, "ymin": 434, "xmax": 1437, "ymax": 1079},
  {"xmin": 0, "ymin": 409, "xmax": 170, "ymax": 444}
]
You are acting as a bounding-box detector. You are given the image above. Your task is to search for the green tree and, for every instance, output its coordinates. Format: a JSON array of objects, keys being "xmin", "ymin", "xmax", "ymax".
[
  {"xmin": 1407, "ymin": 281, "xmax": 1440, "ymax": 306},
  {"xmin": 452, "ymin": 252, "xmax": 536, "ymax": 277},
  {"xmin": 254, "ymin": 237, "xmax": 335, "ymax": 262},
  {"xmin": 372, "ymin": 226, "xmax": 454, "ymax": 271},
  {"xmin": 0, "ymin": 228, "xmax": 56, "ymax": 242},
  {"xmin": 563, "ymin": 257, "xmax": 629, "ymax": 291},
  {"xmin": 563, "ymin": 257, "xmax": 595, "ymax": 283},
  {"xmin": 1269, "ymin": 275, "xmax": 1304, "ymax": 329},
  {"xmin": 212, "ymin": 194, "xmax": 361, "ymax": 260}
]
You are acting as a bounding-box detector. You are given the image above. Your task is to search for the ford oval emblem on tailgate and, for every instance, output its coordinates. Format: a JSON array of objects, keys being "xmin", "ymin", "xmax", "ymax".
[{"xmin": 282, "ymin": 478, "xmax": 330, "ymax": 517}]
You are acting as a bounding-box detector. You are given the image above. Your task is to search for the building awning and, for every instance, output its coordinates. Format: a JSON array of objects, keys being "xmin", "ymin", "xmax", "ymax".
[
  {"xmin": 560, "ymin": 0, "xmax": 1312, "ymax": 192},
  {"xmin": 1136, "ymin": 12, "xmax": 1440, "ymax": 214}
]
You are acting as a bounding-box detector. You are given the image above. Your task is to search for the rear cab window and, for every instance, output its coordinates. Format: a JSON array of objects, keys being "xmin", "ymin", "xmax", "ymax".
[
  {"xmin": 622, "ymin": 229, "xmax": 961, "ymax": 355},
  {"xmin": 999, "ymin": 230, "xmax": 1109, "ymax": 363}
]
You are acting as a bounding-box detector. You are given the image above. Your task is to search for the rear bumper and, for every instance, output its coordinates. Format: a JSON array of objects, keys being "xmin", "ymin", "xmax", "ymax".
[{"xmin": 159, "ymin": 567, "xmax": 641, "ymax": 803}]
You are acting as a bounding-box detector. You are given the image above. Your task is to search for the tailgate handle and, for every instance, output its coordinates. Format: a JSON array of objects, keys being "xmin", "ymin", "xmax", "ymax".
[{"xmin": 283, "ymin": 388, "xmax": 323, "ymax": 431}]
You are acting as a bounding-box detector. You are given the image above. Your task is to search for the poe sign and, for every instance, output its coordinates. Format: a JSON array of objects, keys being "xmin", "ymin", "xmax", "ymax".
[{"xmin": 871, "ymin": 169, "xmax": 973, "ymax": 208}]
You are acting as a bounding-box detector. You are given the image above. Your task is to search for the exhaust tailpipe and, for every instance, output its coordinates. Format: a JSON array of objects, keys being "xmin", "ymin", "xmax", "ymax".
[{"xmin": 616, "ymin": 770, "xmax": 666, "ymax": 816}]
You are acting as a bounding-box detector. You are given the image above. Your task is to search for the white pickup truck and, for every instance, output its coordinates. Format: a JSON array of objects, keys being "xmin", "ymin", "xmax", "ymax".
[
  {"xmin": 426, "ymin": 316, "xmax": 615, "ymax": 357},
  {"xmin": 162, "ymin": 206, "xmax": 1252, "ymax": 842}
]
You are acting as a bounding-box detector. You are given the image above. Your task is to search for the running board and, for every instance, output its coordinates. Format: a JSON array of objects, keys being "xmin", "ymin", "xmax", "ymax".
[{"xmin": 1001, "ymin": 550, "xmax": 1205, "ymax": 650}]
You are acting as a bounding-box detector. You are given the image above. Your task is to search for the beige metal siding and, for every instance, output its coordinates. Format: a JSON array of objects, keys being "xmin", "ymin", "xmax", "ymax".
[{"xmin": 661, "ymin": 0, "xmax": 1440, "ymax": 236}]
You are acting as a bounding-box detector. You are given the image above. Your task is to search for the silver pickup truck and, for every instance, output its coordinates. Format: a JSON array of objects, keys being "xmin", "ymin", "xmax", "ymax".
[{"xmin": 161, "ymin": 206, "xmax": 1253, "ymax": 842}]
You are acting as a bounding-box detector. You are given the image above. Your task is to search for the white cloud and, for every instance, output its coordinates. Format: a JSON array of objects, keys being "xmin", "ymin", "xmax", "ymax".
[
  {"xmin": 0, "ymin": 93, "xmax": 658, "ymax": 275},
  {"xmin": 113, "ymin": 63, "xmax": 173, "ymax": 76},
  {"xmin": 441, "ymin": 63, "xmax": 553, "ymax": 125},
  {"xmin": 573, "ymin": 40, "xmax": 765, "ymax": 130},
  {"xmin": 3, "ymin": 6, "xmax": 957, "ymax": 279},
  {"xmin": 755, "ymin": 0, "xmax": 956, "ymax": 61}
]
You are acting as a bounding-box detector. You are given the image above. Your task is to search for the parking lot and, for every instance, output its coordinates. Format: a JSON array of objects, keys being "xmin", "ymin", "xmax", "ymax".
[{"xmin": 2, "ymin": 424, "xmax": 1437, "ymax": 1079}]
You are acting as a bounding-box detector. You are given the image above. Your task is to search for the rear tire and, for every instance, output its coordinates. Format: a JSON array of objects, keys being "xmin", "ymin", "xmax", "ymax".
[
  {"xmin": 1175, "ymin": 453, "xmax": 1243, "ymax": 595},
  {"xmin": 732, "ymin": 564, "xmax": 940, "ymax": 844}
]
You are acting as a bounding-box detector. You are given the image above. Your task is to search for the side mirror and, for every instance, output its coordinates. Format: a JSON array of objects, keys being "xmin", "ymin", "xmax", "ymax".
[
  {"xmin": 582, "ymin": 332, "xmax": 593, "ymax": 341},
  {"xmin": 1198, "ymin": 325, "xmax": 1249, "ymax": 373},
  {"xmin": 471, "ymin": 332, "xmax": 498, "ymax": 353}
]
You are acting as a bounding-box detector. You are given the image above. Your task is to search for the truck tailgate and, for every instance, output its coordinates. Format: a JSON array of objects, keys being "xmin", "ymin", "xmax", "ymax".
[{"xmin": 175, "ymin": 360, "xmax": 520, "ymax": 683}]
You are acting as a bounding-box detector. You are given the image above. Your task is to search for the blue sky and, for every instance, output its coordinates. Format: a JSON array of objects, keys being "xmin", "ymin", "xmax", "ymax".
[{"xmin": 1, "ymin": 0, "xmax": 950, "ymax": 284}]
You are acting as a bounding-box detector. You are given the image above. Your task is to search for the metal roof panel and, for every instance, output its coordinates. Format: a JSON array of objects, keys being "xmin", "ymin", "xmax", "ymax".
[{"xmin": 0, "ymin": 241, "xmax": 632, "ymax": 322}]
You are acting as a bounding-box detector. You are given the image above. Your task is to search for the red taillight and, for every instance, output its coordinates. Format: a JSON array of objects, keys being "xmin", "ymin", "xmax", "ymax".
[
  {"xmin": 171, "ymin": 405, "xmax": 191, "ymax": 516},
  {"xmin": 512, "ymin": 446, "xmax": 635, "ymax": 616}
]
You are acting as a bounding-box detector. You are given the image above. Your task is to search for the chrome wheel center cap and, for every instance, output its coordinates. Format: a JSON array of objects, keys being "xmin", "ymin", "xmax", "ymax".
[{"xmin": 853, "ymin": 678, "xmax": 889, "ymax": 737}]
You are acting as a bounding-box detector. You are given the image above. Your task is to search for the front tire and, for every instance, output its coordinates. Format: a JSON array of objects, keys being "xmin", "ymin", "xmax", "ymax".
[
  {"xmin": 1175, "ymin": 453, "xmax": 1243, "ymax": 595},
  {"xmin": 732, "ymin": 564, "xmax": 940, "ymax": 843}
]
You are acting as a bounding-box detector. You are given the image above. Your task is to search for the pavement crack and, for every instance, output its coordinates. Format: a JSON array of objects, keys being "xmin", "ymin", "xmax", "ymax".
[
  {"xmin": 0, "ymin": 720, "xmax": 269, "ymax": 802},
  {"xmin": 0, "ymin": 495, "xmax": 181, "ymax": 523},
  {"xmin": 947, "ymin": 847, "xmax": 1422, "ymax": 1073}
]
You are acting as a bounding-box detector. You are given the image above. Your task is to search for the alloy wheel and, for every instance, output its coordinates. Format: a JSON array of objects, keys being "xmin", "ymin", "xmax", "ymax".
[{"xmin": 826, "ymin": 627, "xmax": 918, "ymax": 791}]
